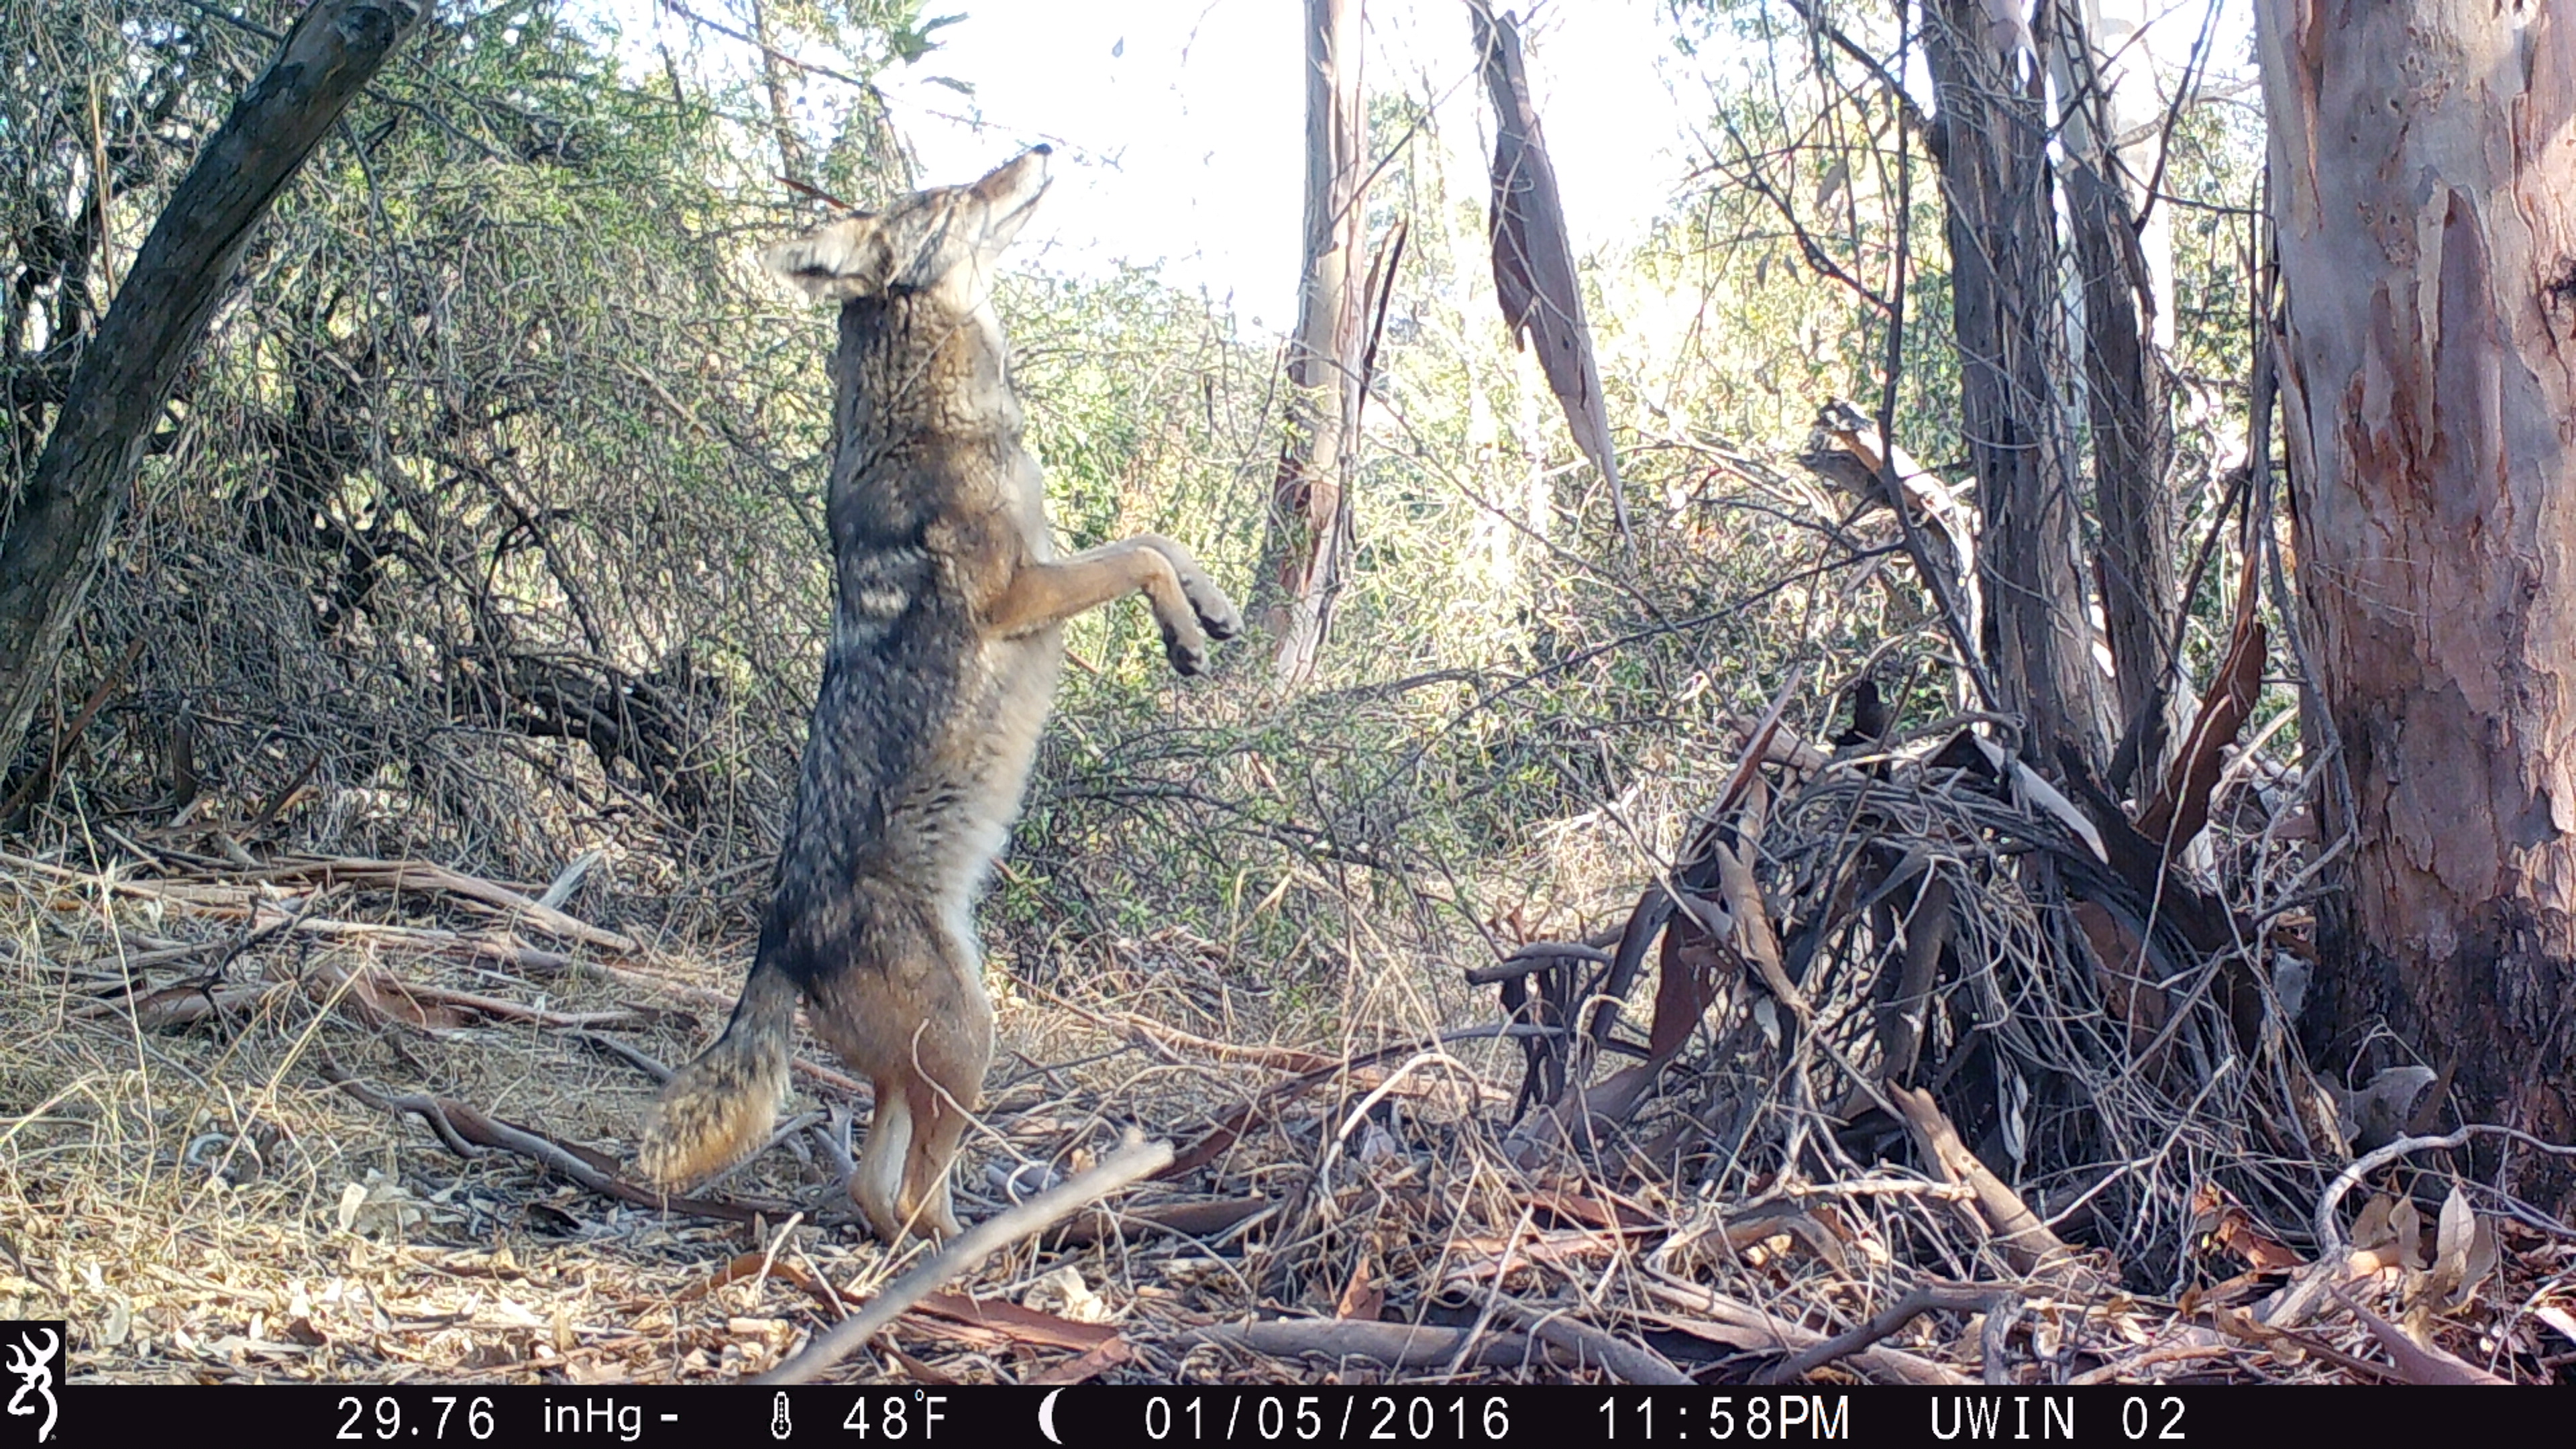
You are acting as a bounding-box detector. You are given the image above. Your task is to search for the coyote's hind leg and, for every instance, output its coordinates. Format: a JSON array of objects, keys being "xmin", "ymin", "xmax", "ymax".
[{"xmin": 807, "ymin": 926, "xmax": 993, "ymax": 1242}]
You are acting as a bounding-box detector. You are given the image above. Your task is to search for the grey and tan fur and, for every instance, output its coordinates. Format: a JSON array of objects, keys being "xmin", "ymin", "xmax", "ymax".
[{"xmin": 635, "ymin": 148, "xmax": 1239, "ymax": 1240}]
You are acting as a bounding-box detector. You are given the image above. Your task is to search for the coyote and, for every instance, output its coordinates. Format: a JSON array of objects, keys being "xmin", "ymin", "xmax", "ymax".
[{"xmin": 636, "ymin": 148, "xmax": 1240, "ymax": 1239}]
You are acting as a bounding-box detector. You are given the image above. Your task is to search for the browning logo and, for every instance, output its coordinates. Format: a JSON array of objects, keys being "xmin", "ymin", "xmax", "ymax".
[{"xmin": 0, "ymin": 1322, "xmax": 58, "ymax": 1445}]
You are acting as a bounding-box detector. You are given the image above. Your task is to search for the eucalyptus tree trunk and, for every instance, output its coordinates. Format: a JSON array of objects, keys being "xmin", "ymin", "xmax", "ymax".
[
  {"xmin": 0, "ymin": 0, "xmax": 429, "ymax": 779},
  {"xmin": 1259, "ymin": 0, "xmax": 1368, "ymax": 684},
  {"xmin": 1921, "ymin": 0, "xmax": 2112, "ymax": 767},
  {"xmin": 2257, "ymin": 0, "xmax": 2576, "ymax": 1173},
  {"xmin": 2060, "ymin": 0, "xmax": 2178, "ymax": 786}
]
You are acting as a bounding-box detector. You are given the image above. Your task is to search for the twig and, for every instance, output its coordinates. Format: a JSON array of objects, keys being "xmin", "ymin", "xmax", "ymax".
[
  {"xmin": 1464, "ymin": 941, "xmax": 1615, "ymax": 985},
  {"xmin": 1495, "ymin": 1302, "xmax": 1693, "ymax": 1385},
  {"xmin": 1160, "ymin": 1023, "xmax": 1546, "ymax": 1180},
  {"xmin": 1191, "ymin": 1319, "xmax": 1547, "ymax": 1372},
  {"xmin": 571, "ymin": 1030, "xmax": 675, "ymax": 1083},
  {"xmin": 2311, "ymin": 1123, "xmax": 2576, "ymax": 1254},
  {"xmin": 1036, "ymin": 988, "xmax": 1336, "ymax": 1072},
  {"xmin": 1639, "ymin": 1276, "xmax": 1970, "ymax": 1386},
  {"xmin": 1756, "ymin": 1285, "xmax": 1992, "ymax": 1385},
  {"xmin": 1, "ymin": 637, "xmax": 144, "ymax": 819},
  {"xmin": 2068, "ymin": 1342, "xmax": 2239, "ymax": 1385},
  {"xmin": 321, "ymin": 1065, "xmax": 785, "ymax": 1224},
  {"xmin": 753, "ymin": 1135, "xmax": 1174, "ymax": 1385}
]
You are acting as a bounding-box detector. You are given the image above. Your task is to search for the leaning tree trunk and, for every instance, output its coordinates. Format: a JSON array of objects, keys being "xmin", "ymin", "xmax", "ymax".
[
  {"xmin": 1922, "ymin": 1, "xmax": 2112, "ymax": 768},
  {"xmin": 2257, "ymin": 1, "xmax": 2576, "ymax": 1178},
  {"xmin": 747, "ymin": 0, "xmax": 810, "ymax": 189},
  {"xmin": 2060, "ymin": 0, "xmax": 2180, "ymax": 788},
  {"xmin": 1258, "ymin": 0, "xmax": 1368, "ymax": 685},
  {"xmin": 0, "ymin": 0, "xmax": 431, "ymax": 777}
]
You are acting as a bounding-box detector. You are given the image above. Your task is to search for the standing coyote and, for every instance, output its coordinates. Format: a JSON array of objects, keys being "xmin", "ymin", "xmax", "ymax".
[{"xmin": 636, "ymin": 148, "xmax": 1240, "ymax": 1239}]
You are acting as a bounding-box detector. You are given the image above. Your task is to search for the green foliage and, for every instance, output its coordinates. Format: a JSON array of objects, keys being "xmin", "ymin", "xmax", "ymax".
[{"xmin": 1, "ymin": 0, "xmax": 2279, "ymax": 1016}]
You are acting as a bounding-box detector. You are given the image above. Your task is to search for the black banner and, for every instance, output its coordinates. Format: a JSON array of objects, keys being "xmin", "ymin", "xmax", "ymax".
[{"xmin": 34, "ymin": 1382, "xmax": 2499, "ymax": 1449}]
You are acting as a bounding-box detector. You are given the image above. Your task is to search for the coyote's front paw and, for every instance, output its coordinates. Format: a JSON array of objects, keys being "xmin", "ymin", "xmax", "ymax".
[
  {"xmin": 1162, "ymin": 621, "xmax": 1213, "ymax": 678},
  {"xmin": 1187, "ymin": 576, "xmax": 1243, "ymax": 643}
]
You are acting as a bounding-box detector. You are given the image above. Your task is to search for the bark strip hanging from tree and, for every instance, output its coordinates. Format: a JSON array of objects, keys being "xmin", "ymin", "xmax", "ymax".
[
  {"xmin": 0, "ymin": 0, "xmax": 433, "ymax": 775},
  {"xmin": 1467, "ymin": 0, "xmax": 1629, "ymax": 551}
]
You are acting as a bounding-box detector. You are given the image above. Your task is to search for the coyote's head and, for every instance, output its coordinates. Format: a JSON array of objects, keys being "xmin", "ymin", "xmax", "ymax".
[{"xmin": 763, "ymin": 147, "xmax": 1050, "ymax": 307}]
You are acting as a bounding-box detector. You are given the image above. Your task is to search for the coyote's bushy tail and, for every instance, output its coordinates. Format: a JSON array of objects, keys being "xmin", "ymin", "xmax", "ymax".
[{"xmin": 637, "ymin": 961, "xmax": 800, "ymax": 1188}]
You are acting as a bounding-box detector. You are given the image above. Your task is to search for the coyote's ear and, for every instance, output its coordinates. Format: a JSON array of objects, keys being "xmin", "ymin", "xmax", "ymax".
[
  {"xmin": 965, "ymin": 146, "xmax": 1050, "ymax": 256},
  {"xmin": 762, "ymin": 215, "xmax": 890, "ymax": 301}
]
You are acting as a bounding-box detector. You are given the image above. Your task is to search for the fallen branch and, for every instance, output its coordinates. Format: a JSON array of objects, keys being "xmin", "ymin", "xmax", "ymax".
[
  {"xmin": 2325, "ymin": 1284, "xmax": 2506, "ymax": 1385},
  {"xmin": 753, "ymin": 1135, "xmax": 1174, "ymax": 1385},
  {"xmin": 1191, "ymin": 1318, "xmax": 1549, "ymax": 1372},
  {"xmin": 243, "ymin": 856, "xmax": 636, "ymax": 953},
  {"xmin": 1754, "ymin": 1285, "xmax": 1991, "ymax": 1385},
  {"xmin": 1495, "ymin": 1302, "xmax": 1693, "ymax": 1385},
  {"xmin": 1888, "ymin": 1085, "xmax": 2090, "ymax": 1286},
  {"xmin": 2310, "ymin": 1123, "xmax": 2576, "ymax": 1256},
  {"xmin": 1050, "ymin": 1195, "xmax": 1274, "ymax": 1248},
  {"xmin": 1639, "ymin": 1276, "xmax": 1970, "ymax": 1386},
  {"xmin": 322, "ymin": 1065, "xmax": 783, "ymax": 1224}
]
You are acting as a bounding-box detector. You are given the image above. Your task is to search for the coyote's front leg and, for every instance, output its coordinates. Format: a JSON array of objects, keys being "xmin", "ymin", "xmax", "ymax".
[{"xmin": 989, "ymin": 535, "xmax": 1240, "ymax": 674}]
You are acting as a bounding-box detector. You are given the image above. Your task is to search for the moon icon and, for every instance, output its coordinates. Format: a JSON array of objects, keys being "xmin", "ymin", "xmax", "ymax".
[{"xmin": 1037, "ymin": 1387, "xmax": 1065, "ymax": 1445}]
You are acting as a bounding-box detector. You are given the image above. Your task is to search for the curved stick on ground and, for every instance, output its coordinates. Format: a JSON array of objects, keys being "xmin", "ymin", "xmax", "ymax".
[
  {"xmin": 1191, "ymin": 1320, "xmax": 1547, "ymax": 1371},
  {"xmin": 1754, "ymin": 1285, "xmax": 1992, "ymax": 1385},
  {"xmin": 753, "ymin": 1135, "xmax": 1175, "ymax": 1385},
  {"xmin": 1640, "ymin": 1277, "xmax": 1968, "ymax": 1385},
  {"xmin": 2310, "ymin": 1124, "xmax": 2576, "ymax": 1256},
  {"xmin": 1495, "ymin": 1302, "xmax": 1693, "ymax": 1385}
]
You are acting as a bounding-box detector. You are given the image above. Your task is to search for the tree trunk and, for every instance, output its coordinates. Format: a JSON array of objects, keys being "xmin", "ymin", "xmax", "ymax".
[
  {"xmin": 2257, "ymin": 0, "xmax": 2576, "ymax": 1182},
  {"xmin": 1259, "ymin": 0, "xmax": 1367, "ymax": 685},
  {"xmin": 2061, "ymin": 0, "xmax": 2179, "ymax": 787},
  {"xmin": 1922, "ymin": 1, "xmax": 2112, "ymax": 767},
  {"xmin": 0, "ymin": 0, "xmax": 431, "ymax": 778},
  {"xmin": 747, "ymin": 0, "xmax": 810, "ymax": 188}
]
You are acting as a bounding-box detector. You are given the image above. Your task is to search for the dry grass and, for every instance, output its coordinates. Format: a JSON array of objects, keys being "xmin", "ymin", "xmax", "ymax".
[{"xmin": 0, "ymin": 830, "xmax": 1540, "ymax": 1385}]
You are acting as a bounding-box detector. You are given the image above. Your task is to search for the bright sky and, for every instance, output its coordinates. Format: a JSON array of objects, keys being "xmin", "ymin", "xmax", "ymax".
[
  {"xmin": 607, "ymin": 0, "xmax": 1701, "ymax": 335},
  {"xmin": 875, "ymin": 0, "xmax": 1695, "ymax": 331},
  {"xmin": 594, "ymin": 1, "xmax": 2250, "ymax": 335}
]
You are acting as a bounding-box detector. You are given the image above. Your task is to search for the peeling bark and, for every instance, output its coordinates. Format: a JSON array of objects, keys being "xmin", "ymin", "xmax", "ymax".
[
  {"xmin": 1259, "ymin": 0, "xmax": 1368, "ymax": 685},
  {"xmin": 2061, "ymin": 0, "xmax": 2180, "ymax": 782},
  {"xmin": 2257, "ymin": 0, "xmax": 2576, "ymax": 1185},
  {"xmin": 1923, "ymin": 1, "xmax": 2114, "ymax": 766},
  {"xmin": 1470, "ymin": 0, "xmax": 1627, "ymax": 548}
]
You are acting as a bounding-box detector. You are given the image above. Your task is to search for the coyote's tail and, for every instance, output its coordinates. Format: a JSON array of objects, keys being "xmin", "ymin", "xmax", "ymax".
[{"xmin": 637, "ymin": 961, "xmax": 800, "ymax": 1188}]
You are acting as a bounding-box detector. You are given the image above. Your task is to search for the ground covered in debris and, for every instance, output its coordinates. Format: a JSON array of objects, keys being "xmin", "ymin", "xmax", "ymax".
[{"xmin": 7, "ymin": 699, "xmax": 2574, "ymax": 1389}]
